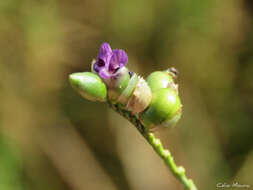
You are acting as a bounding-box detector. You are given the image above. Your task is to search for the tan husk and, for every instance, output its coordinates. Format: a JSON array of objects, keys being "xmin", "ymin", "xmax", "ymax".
[{"xmin": 126, "ymin": 76, "xmax": 152, "ymax": 114}]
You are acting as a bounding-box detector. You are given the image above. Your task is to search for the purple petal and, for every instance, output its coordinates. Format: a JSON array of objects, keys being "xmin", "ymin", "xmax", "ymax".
[
  {"xmin": 109, "ymin": 49, "xmax": 128, "ymax": 73},
  {"xmin": 94, "ymin": 43, "xmax": 113, "ymax": 73},
  {"xmin": 97, "ymin": 42, "xmax": 113, "ymax": 66},
  {"xmin": 99, "ymin": 68, "xmax": 111, "ymax": 79},
  {"xmin": 99, "ymin": 42, "xmax": 112, "ymax": 56}
]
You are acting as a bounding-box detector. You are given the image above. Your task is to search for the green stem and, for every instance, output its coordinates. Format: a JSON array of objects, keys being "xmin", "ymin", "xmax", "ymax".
[{"xmin": 108, "ymin": 101, "xmax": 198, "ymax": 190}]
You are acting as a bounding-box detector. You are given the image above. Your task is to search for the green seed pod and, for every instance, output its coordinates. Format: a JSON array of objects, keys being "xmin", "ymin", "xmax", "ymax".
[
  {"xmin": 146, "ymin": 71, "xmax": 174, "ymax": 92},
  {"xmin": 69, "ymin": 72, "xmax": 107, "ymax": 102},
  {"xmin": 146, "ymin": 69, "xmax": 179, "ymax": 94},
  {"xmin": 140, "ymin": 88, "xmax": 182, "ymax": 130}
]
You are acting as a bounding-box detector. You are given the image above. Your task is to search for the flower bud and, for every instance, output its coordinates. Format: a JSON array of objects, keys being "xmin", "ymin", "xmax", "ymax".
[
  {"xmin": 146, "ymin": 71, "xmax": 174, "ymax": 92},
  {"xmin": 91, "ymin": 42, "xmax": 130, "ymax": 102},
  {"xmin": 69, "ymin": 72, "xmax": 107, "ymax": 102}
]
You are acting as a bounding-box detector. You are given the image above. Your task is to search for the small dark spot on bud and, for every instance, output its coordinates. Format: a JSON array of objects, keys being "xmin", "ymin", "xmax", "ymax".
[{"xmin": 129, "ymin": 71, "xmax": 133, "ymax": 78}]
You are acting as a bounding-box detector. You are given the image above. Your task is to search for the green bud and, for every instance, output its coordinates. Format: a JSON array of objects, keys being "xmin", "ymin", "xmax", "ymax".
[
  {"xmin": 146, "ymin": 68, "xmax": 179, "ymax": 94},
  {"xmin": 69, "ymin": 72, "xmax": 107, "ymax": 102},
  {"xmin": 146, "ymin": 71, "xmax": 174, "ymax": 92},
  {"xmin": 140, "ymin": 88, "xmax": 182, "ymax": 129}
]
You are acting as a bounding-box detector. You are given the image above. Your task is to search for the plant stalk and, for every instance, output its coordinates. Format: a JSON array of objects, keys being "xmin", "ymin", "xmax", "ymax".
[{"xmin": 108, "ymin": 101, "xmax": 198, "ymax": 190}]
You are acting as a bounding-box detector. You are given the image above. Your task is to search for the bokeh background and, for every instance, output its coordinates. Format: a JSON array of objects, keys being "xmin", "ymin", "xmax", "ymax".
[{"xmin": 1, "ymin": 0, "xmax": 253, "ymax": 189}]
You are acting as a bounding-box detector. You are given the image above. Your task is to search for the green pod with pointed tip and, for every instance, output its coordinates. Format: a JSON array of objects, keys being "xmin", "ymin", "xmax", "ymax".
[{"xmin": 69, "ymin": 72, "xmax": 107, "ymax": 102}]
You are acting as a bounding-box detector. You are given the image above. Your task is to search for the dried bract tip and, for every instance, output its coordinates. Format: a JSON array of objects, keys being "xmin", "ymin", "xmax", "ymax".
[{"xmin": 167, "ymin": 67, "xmax": 178, "ymax": 79}]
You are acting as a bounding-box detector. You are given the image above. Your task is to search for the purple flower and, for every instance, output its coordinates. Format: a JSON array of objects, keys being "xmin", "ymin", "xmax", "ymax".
[{"xmin": 93, "ymin": 42, "xmax": 128, "ymax": 79}]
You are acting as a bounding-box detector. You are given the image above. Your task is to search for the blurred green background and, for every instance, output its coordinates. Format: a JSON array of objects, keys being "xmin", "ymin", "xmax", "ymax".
[{"xmin": 1, "ymin": 0, "xmax": 253, "ymax": 189}]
